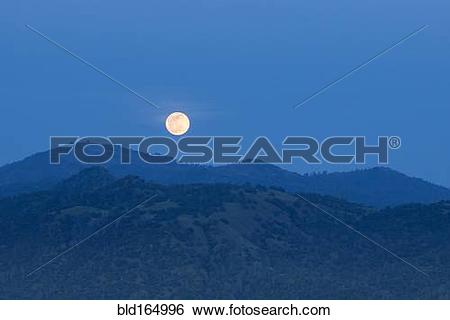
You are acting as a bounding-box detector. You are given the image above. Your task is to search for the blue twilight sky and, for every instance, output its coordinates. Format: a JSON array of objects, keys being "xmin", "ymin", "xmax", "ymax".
[{"xmin": 1, "ymin": 0, "xmax": 449, "ymax": 186}]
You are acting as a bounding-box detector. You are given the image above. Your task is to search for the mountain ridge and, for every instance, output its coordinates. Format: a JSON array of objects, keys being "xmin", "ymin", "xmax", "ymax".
[
  {"xmin": 1, "ymin": 149, "xmax": 450, "ymax": 207},
  {"xmin": 1, "ymin": 167, "xmax": 449, "ymax": 299}
]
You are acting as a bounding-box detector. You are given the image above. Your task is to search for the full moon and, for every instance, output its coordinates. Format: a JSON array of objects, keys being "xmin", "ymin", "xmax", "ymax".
[{"xmin": 165, "ymin": 112, "xmax": 190, "ymax": 136}]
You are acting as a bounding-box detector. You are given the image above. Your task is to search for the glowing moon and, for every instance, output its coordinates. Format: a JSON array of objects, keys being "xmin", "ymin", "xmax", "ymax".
[{"xmin": 165, "ymin": 112, "xmax": 190, "ymax": 136}]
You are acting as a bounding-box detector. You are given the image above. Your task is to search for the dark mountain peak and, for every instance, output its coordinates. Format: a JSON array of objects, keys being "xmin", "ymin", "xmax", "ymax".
[
  {"xmin": 56, "ymin": 166, "xmax": 116, "ymax": 194},
  {"xmin": 113, "ymin": 174, "xmax": 147, "ymax": 187},
  {"xmin": 81, "ymin": 174, "xmax": 163, "ymax": 209},
  {"xmin": 96, "ymin": 174, "xmax": 153, "ymax": 196},
  {"xmin": 62, "ymin": 166, "xmax": 114, "ymax": 181}
]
